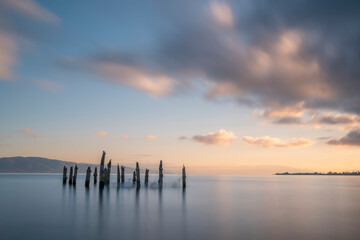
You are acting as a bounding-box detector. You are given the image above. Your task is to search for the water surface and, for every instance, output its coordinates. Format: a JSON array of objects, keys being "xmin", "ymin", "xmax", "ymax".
[{"xmin": 0, "ymin": 174, "xmax": 359, "ymax": 240}]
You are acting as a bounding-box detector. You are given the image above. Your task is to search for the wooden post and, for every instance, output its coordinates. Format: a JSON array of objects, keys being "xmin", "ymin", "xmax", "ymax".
[
  {"xmin": 132, "ymin": 171, "xmax": 136, "ymax": 183},
  {"xmin": 73, "ymin": 165, "xmax": 78, "ymax": 186},
  {"xmin": 62, "ymin": 166, "xmax": 67, "ymax": 184},
  {"xmin": 136, "ymin": 162, "xmax": 140, "ymax": 187},
  {"xmin": 182, "ymin": 165, "xmax": 186, "ymax": 189},
  {"xmin": 158, "ymin": 160, "xmax": 163, "ymax": 187},
  {"xmin": 85, "ymin": 167, "xmax": 91, "ymax": 187},
  {"xmin": 117, "ymin": 164, "xmax": 120, "ymax": 183},
  {"xmin": 69, "ymin": 166, "xmax": 73, "ymax": 185},
  {"xmin": 99, "ymin": 151, "xmax": 106, "ymax": 188},
  {"xmin": 121, "ymin": 166, "xmax": 125, "ymax": 183},
  {"xmin": 145, "ymin": 168, "xmax": 149, "ymax": 184},
  {"xmin": 107, "ymin": 160, "xmax": 112, "ymax": 184},
  {"xmin": 94, "ymin": 167, "xmax": 97, "ymax": 184}
]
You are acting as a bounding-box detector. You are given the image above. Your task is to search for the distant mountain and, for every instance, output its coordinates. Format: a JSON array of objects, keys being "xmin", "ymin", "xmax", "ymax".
[{"xmin": 0, "ymin": 156, "xmax": 135, "ymax": 173}]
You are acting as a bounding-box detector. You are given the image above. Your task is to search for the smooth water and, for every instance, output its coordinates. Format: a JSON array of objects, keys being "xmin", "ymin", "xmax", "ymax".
[{"xmin": 0, "ymin": 174, "xmax": 359, "ymax": 240}]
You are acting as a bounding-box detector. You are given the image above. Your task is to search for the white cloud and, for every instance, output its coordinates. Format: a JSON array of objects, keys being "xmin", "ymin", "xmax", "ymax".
[
  {"xmin": 192, "ymin": 129, "xmax": 237, "ymax": 146},
  {"xmin": 210, "ymin": 2, "xmax": 233, "ymax": 27},
  {"xmin": 145, "ymin": 135, "xmax": 158, "ymax": 140},
  {"xmin": 94, "ymin": 62, "xmax": 174, "ymax": 97},
  {"xmin": 243, "ymin": 136, "xmax": 312, "ymax": 148},
  {"xmin": 95, "ymin": 131, "xmax": 107, "ymax": 136}
]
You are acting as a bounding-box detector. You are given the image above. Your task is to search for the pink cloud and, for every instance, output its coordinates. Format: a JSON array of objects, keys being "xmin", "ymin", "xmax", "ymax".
[
  {"xmin": 243, "ymin": 136, "xmax": 312, "ymax": 148},
  {"xmin": 192, "ymin": 129, "xmax": 237, "ymax": 146},
  {"xmin": 145, "ymin": 135, "xmax": 158, "ymax": 140},
  {"xmin": 95, "ymin": 131, "xmax": 107, "ymax": 136}
]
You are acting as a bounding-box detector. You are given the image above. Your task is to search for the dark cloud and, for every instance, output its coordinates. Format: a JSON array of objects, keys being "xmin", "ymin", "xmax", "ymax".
[
  {"xmin": 327, "ymin": 129, "xmax": 360, "ymax": 146},
  {"xmin": 67, "ymin": 0, "xmax": 360, "ymax": 115}
]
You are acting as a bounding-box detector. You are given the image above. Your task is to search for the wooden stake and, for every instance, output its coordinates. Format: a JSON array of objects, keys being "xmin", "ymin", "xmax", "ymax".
[
  {"xmin": 158, "ymin": 160, "xmax": 163, "ymax": 187},
  {"xmin": 73, "ymin": 165, "xmax": 78, "ymax": 186},
  {"xmin": 94, "ymin": 167, "xmax": 97, "ymax": 184},
  {"xmin": 62, "ymin": 166, "xmax": 67, "ymax": 184},
  {"xmin": 182, "ymin": 165, "xmax": 186, "ymax": 189},
  {"xmin": 85, "ymin": 167, "xmax": 91, "ymax": 187},
  {"xmin": 145, "ymin": 168, "xmax": 149, "ymax": 184},
  {"xmin": 121, "ymin": 166, "xmax": 125, "ymax": 183},
  {"xmin": 136, "ymin": 162, "xmax": 140, "ymax": 187},
  {"xmin": 133, "ymin": 171, "xmax": 136, "ymax": 183},
  {"xmin": 69, "ymin": 166, "xmax": 73, "ymax": 185},
  {"xmin": 117, "ymin": 164, "xmax": 120, "ymax": 183}
]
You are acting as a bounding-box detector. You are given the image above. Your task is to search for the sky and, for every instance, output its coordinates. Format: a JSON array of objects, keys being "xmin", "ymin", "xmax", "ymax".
[{"xmin": 0, "ymin": 0, "xmax": 360, "ymax": 174}]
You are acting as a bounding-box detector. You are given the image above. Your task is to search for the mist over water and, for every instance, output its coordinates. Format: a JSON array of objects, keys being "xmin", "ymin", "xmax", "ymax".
[{"xmin": 0, "ymin": 174, "xmax": 359, "ymax": 240}]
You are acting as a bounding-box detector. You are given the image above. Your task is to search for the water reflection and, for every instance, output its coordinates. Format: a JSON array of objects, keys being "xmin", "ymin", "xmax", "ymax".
[{"xmin": 1, "ymin": 174, "xmax": 360, "ymax": 240}]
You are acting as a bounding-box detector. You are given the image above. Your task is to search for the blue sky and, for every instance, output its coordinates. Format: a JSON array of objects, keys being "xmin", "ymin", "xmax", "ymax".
[{"xmin": 1, "ymin": 0, "xmax": 360, "ymax": 174}]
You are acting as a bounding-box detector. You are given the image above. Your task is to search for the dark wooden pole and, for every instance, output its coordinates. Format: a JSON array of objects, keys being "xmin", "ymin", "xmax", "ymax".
[
  {"xmin": 117, "ymin": 164, "xmax": 120, "ymax": 183},
  {"xmin": 136, "ymin": 162, "xmax": 140, "ymax": 187},
  {"xmin": 85, "ymin": 167, "xmax": 91, "ymax": 187},
  {"xmin": 73, "ymin": 165, "xmax": 78, "ymax": 186},
  {"xmin": 121, "ymin": 166, "xmax": 125, "ymax": 183},
  {"xmin": 69, "ymin": 166, "xmax": 73, "ymax": 185},
  {"xmin": 106, "ymin": 160, "xmax": 112, "ymax": 185},
  {"xmin": 132, "ymin": 171, "xmax": 136, "ymax": 183},
  {"xmin": 99, "ymin": 151, "xmax": 106, "ymax": 188},
  {"xmin": 158, "ymin": 160, "xmax": 163, "ymax": 187},
  {"xmin": 62, "ymin": 166, "xmax": 67, "ymax": 184},
  {"xmin": 182, "ymin": 165, "xmax": 186, "ymax": 189},
  {"xmin": 145, "ymin": 168, "xmax": 149, "ymax": 184},
  {"xmin": 94, "ymin": 167, "xmax": 97, "ymax": 184}
]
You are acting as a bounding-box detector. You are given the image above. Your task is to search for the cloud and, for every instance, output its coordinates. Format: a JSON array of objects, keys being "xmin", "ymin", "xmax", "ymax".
[
  {"xmin": 122, "ymin": 135, "xmax": 130, "ymax": 140},
  {"xmin": 62, "ymin": 0, "xmax": 360, "ymax": 117},
  {"xmin": 1, "ymin": 0, "xmax": 60, "ymax": 23},
  {"xmin": 0, "ymin": 33, "xmax": 17, "ymax": 81},
  {"xmin": 243, "ymin": 136, "xmax": 312, "ymax": 148},
  {"xmin": 309, "ymin": 113, "xmax": 360, "ymax": 129},
  {"xmin": 95, "ymin": 131, "xmax": 107, "ymax": 136},
  {"xmin": 263, "ymin": 112, "xmax": 360, "ymax": 130},
  {"xmin": 192, "ymin": 129, "xmax": 237, "ymax": 146},
  {"xmin": 254, "ymin": 102, "xmax": 305, "ymax": 119},
  {"xmin": 327, "ymin": 129, "xmax": 360, "ymax": 146},
  {"xmin": 210, "ymin": 2, "xmax": 233, "ymax": 27},
  {"xmin": 33, "ymin": 80, "xmax": 63, "ymax": 92},
  {"xmin": 178, "ymin": 136, "xmax": 187, "ymax": 140},
  {"xmin": 18, "ymin": 128, "xmax": 44, "ymax": 138},
  {"xmin": 145, "ymin": 135, "xmax": 158, "ymax": 140}
]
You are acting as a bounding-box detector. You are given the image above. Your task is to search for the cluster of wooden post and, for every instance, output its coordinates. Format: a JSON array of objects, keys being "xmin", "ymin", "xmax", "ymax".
[
  {"xmin": 62, "ymin": 164, "xmax": 78, "ymax": 186},
  {"xmin": 62, "ymin": 151, "xmax": 187, "ymax": 189}
]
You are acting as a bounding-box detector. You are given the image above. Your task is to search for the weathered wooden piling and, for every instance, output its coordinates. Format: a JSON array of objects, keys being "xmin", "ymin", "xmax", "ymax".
[
  {"xmin": 145, "ymin": 168, "xmax": 149, "ymax": 184},
  {"xmin": 106, "ymin": 160, "xmax": 112, "ymax": 184},
  {"xmin": 62, "ymin": 166, "xmax": 67, "ymax": 184},
  {"xmin": 182, "ymin": 165, "xmax": 186, "ymax": 189},
  {"xmin": 133, "ymin": 171, "xmax": 136, "ymax": 183},
  {"xmin": 99, "ymin": 151, "xmax": 106, "ymax": 188},
  {"xmin": 117, "ymin": 164, "xmax": 120, "ymax": 183},
  {"xmin": 73, "ymin": 165, "xmax": 78, "ymax": 186},
  {"xmin": 69, "ymin": 166, "xmax": 73, "ymax": 185},
  {"xmin": 85, "ymin": 167, "xmax": 91, "ymax": 187},
  {"xmin": 121, "ymin": 166, "xmax": 125, "ymax": 183},
  {"xmin": 94, "ymin": 167, "xmax": 97, "ymax": 184},
  {"xmin": 136, "ymin": 162, "xmax": 140, "ymax": 187},
  {"xmin": 158, "ymin": 160, "xmax": 163, "ymax": 186}
]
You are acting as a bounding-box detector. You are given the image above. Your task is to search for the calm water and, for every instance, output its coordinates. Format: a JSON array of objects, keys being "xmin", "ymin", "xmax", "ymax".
[{"xmin": 0, "ymin": 174, "xmax": 359, "ymax": 240}]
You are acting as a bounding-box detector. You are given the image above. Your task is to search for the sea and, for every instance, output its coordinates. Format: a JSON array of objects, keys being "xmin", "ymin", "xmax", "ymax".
[{"xmin": 0, "ymin": 174, "xmax": 359, "ymax": 240}]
